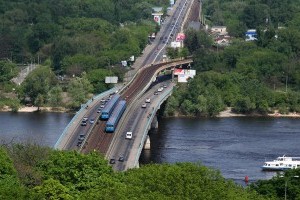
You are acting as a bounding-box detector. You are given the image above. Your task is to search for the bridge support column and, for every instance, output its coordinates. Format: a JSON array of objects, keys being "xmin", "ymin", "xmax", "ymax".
[
  {"xmin": 172, "ymin": 68, "xmax": 175, "ymax": 82},
  {"xmin": 151, "ymin": 115, "xmax": 158, "ymax": 129},
  {"xmin": 143, "ymin": 135, "xmax": 151, "ymax": 150}
]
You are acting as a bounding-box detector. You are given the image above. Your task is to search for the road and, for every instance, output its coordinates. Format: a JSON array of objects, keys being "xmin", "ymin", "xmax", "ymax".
[
  {"xmin": 109, "ymin": 77, "xmax": 175, "ymax": 171},
  {"xmin": 79, "ymin": 0, "xmax": 193, "ymax": 155},
  {"xmin": 58, "ymin": 0, "xmax": 196, "ymax": 165}
]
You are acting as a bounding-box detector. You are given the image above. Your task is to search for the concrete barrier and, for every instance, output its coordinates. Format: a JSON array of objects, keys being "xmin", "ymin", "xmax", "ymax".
[
  {"xmin": 54, "ymin": 87, "xmax": 120, "ymax": 150},
  {"xmin": 132, "ymin": 85, "xmax": 174, "ymax": 168}
]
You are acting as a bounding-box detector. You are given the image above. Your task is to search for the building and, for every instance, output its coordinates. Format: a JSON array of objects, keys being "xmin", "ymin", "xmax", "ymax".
[
  {"xmin": 245, "ymin": 29, "xmax": 257, "ymax": 41},
  {"xmin": 210, "ymin": 26, "xmax": 228, "ymax": 35}
]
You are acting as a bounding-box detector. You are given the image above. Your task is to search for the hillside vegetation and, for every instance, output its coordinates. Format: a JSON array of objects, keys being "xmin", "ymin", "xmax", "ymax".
[
  {"xmin": 164, "ymin": 0, "xmax": 300, "ymax": 117},
  {"xmin": 0, "ymin": 0, "xmax": 169, "ymax": 110},
  {"xmin": 0, "ymin": 144, "xmax": 269, "ymax": 199}
]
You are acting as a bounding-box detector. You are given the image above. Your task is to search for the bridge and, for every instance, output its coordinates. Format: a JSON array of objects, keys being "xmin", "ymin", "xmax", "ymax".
[{"xmin": 55, "ymin": 0, "xmax": 199, "ymax": 170}]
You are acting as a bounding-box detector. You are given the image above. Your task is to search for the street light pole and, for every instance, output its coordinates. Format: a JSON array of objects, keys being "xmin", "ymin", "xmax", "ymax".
[
  {"xmin": 282, "ymin": 175, "xmax": 299, "ymax": 200},
  {"xmin": 284, "ymin": 179, "xmax": 287, "ymax": 200},
  {"xmin": 285, "ymin": 75, "xmax": 288, "ymax": 93}
]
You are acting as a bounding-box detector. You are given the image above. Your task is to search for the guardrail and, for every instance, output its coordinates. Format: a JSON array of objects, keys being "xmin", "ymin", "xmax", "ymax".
[
  {"xmin": 54, "ymin": 87, "xmax": 120, "ymax": 150},
  {"xmin": 106, "ymin": 59, "xmax": 193, "ymax": 158},
  {"xmin": 133, "ymin": 85, "xmax": 174, "ymax": 167}
]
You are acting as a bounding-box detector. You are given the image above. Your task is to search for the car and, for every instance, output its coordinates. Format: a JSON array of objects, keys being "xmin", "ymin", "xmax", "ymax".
[
  {"xmin": 97, "ymin": 108, "xmax": 101, "ymax": 113},
  {"xmin": 109, "ymin": 158, "xmax": 116, "ymax": 164},
  {"xmin": 154, "ymin": 92, "xmax": 158, "ymax": 95},
  {"xmin": 90, "ymin": 119, "xmax": 95, "ymax": 124},
  {"xmin": 100, "ymin": 104, "xmax": 105, "ymax": 108},
  {"xmin": 79, "ymin": 134, "xmax": 85, "ymax": 139},
  {"xmin": 163, "ymin": 85, "xmax": 167, "ymax": 88},
  {"xmin": 77, "ymin": 140, "xmax": 83, "ymax": 147},
  {"xmin": 126, "ymin": 132, "xmax": 132, "ymax": 139},
  {"xmin": 118, "ymin": 156, "xmax": 124, "ymax": 162},
  {"xmin": 145, "ymin": 98, "xmax": 151, "ymax": 103},
  {"xmin": 157, "ymin": 87, "xmax": 164, "ymax": 92},
  {"xmin": 142, "ymin": 103, "xmax": 147, "ymax": 108},
  {"xmin": 81, "ymin": 121, "xmax": 87, "ymax": 126},
  {"xmin": 83, "ymin": 117, "xmax": 88, "ymax": 121}
]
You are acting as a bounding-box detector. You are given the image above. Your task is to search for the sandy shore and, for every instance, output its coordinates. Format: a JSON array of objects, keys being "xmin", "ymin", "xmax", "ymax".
[
  {"xmin": 218, "ymin": 107, "xmax": 300, "ymax": 118},
  {"xmin": 1, "ymin": 106, "xmax": 300, "ymax": 117},
  {"xmin": 0, "ymin": 106, "xmax": 70, "ymax": 113}
]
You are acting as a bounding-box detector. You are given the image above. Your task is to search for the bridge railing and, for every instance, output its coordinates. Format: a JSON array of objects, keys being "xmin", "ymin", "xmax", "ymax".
[
  {"xmin": 54, "ymin": 87, "xmax": 120, "ymax": 150},
  {"xmin": 107, "ymin": 59, "xmax": 193, "ymax": 159},
  {"xmin": 133, "ymin": 84, "xmax": 175, "ymax": 168}
]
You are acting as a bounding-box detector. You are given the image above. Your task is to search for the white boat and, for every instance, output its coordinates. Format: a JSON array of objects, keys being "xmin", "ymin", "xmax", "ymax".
[{"xmin": 262, "ymin": 155, "xmax": 300, "ymax": 171}]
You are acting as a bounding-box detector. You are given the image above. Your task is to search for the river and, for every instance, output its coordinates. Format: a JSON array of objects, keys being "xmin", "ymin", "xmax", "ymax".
[
  {"xmin": 0, "ymin": 112, "xmax": 299, "ymax": 184},
  {"xmin": 0, "ymin": 112, "xmax": 73, "ymax": 147},
  {"xmin": 140, "ymin": 117, "xmax": 300, "ymax": 184}
]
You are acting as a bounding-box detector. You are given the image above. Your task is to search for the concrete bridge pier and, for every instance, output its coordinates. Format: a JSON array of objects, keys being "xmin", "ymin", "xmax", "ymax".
[
  {"xmin": 151, "ymin": 115, "xmax": 158, "ymax": 129},
  {"xmin": 143, "ymin": 135, "xmax": 151, "ymax": 150}
]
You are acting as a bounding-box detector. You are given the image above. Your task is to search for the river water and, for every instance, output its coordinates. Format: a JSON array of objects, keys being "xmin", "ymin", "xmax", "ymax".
[
  {"xmin": 140, "ymin": 117, "xmax": 300, "ymax": 184},
  {"xmin": 0, "ymin": 112, "xmax": 299, "ymax": 184},
  {"xmin": 0, "ymin": 112, "xmax": 73, "ymax": 147}
]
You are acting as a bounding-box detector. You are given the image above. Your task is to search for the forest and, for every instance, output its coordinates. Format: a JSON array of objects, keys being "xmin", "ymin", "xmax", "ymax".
[
  {"xmin": 0, "ymin": 144, "xmax": 289, "ymax": 199},
  {"xmin": 164, "ymin": 0, "xmax": 300, "ymax": 117},
  {"xmin": 0, "ymin": 0, "xmax": 169, "ymax": 110}
]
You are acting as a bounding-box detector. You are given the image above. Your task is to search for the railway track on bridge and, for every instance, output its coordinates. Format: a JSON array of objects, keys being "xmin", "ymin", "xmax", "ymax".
[{"xmin": 81, "ymin": 59, "xmax": 192, "ymax": 154}]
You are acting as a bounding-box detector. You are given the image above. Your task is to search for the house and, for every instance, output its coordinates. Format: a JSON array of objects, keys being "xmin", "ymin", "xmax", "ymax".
[
  {"xmin": 245, "ymin": 29, "xmax": 257, "ymax": 41},
  {"xmin": 210, "ymin": 26, "xmax": 228, "ymax": 35},
  {"xmin": 215, "ymin": 38, "xmax": 230, "ymax": 46}
]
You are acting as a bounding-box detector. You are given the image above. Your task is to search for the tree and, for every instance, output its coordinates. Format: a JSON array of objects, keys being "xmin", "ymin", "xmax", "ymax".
[
  {"xmin": 47, "ymin": 86, "xmax": 63, "ymax": 107},
  {"xmin": 21, "ymin": 66, "xmax": 56, "ymax": 105},
  {"xmin": 34, "ymin": 94, "xmax": 44, "ymax": 111},
  {"xmin": 67, "ymin": 72, "xmax": 93, "ymax": 108},
  {"xmin": 0, "ymin": 61, "xmax": 18, "ymax": 82},
  {"xmin": 87, "ymin": 69, "xmax": 113, "ymax": 93},
  {"xmin": 233, "ymin": 96, "xmax": 256, "ymax": 113},
  {"xmin": 33, "ymin": 178, "xmax": 72, "ymax": 200}
]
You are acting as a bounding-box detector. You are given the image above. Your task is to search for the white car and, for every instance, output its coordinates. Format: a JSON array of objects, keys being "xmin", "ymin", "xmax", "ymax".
[
  {"xmin": 142, "ymin": 103, "xmax": 147, "ymax": 108},
  {"xmin": 126, "ymin": 132, "xmax": 132, "ymax": 139},
  {"xmin": 145, "ymin": 98, "xmax": 151, "ymax": 103},
  {"xmin": 157, "ymin": 87, "xmax": 163, "ymax": 92}
]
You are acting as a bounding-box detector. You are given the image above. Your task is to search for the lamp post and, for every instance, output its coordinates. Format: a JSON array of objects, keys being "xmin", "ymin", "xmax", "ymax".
[
  {"xmin": 281, "ymin": 175, "xmax": 299, "ymax": 200},
  {"xmin": 285, "ymin": 74, "xmax": 288, "ymax": 93},
  {"xmin": 283, "ymin": 72, "xmax": 288, "ymax": 93}
]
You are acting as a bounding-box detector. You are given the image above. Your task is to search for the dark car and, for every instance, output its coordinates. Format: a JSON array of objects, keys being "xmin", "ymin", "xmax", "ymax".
[
  {"xmin": 109, "ymin": 158, "xmax": 116, "ymax": 164},
  {"xmin": 118, "ymin": 156, "xmax": 124, "ymax": 162},
  {"xmin": 154, "ymin": 92, "xmax": 158, "ymax": 95},
  {"xmin": 78, "ymin": 134, "xmax": 85, "ymax": 141},
  {"xmin": 77, "ymin": 140, "xmax": 83, "ymax": 147}
]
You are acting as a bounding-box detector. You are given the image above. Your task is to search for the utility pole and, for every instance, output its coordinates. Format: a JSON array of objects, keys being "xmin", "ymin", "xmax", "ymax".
[{"xmin": 285, "ymin": 75, "xmax": 288, "ymax": 93}]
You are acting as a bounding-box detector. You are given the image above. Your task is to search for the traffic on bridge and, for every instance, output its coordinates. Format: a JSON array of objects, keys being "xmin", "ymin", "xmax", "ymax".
[{"xmin": 55, "ymin": 0, "xmax": 198, "ymax": 171}]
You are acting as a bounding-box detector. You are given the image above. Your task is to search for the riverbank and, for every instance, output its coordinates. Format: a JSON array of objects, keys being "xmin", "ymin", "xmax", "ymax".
[
  {"xmin": 169, "ymin": 107, "xmax": 300, "ymax": 118},
  {"xmin": 1, "ymin": 105, "xmax": 300, "ymax": 118},
  {"xmin": 218, "ymin": 107, "xmax": 300, "ymax": 118},
  {"xmin": 0, "ymin": 106, "xmax": 71, "ymax": 113}
]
